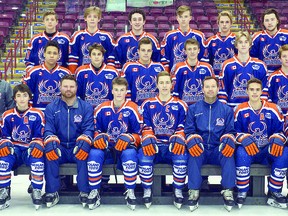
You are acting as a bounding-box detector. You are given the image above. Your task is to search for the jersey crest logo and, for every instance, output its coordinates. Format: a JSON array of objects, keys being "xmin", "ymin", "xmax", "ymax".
[
  {"xmin": 214, "ymin": 48, "xmax": 234, "ymax": 71},
  {"xmin": 12, "ymin": 125, "xmax": 31, "ymax": 143},
  {"xmin": 173, "ymin": 42, "xmax": 186, "ymax": 65},
  {"xmin": 277, "ymin": 85, "xmax": 288, "ymax": 109},
  {"xmin": 248, "ymin": 121, "xmax": 268, "ymax": 147},
  {"xmin": 182, "ymin": 78, "xmax": 203, "ymax": 104},
  {"xmin": 85, "ymin": 81, "xmax": 109, "ymax": 107},
  {"xmin": 38, "ymin": 80, "xmax": 61, "ymax": 104},
  {"xmin": 107, "ymin": 120, "xmax": 128, "ymax": 142},
  {"xmin": 231, "ymin": 73, "xmax": 253, "ymax": 99},
  {"xmin": 127, "ymin": 46, "xmax": 138, "ymax": 62},
  {"xmin": 152, "ymin": 112, "xmax": 175, "ymax": 135},
  {"xmin": 216, "ymin": 118, "xmax": 225, "ymax": 126},
  {"xmin": 81, "ymin": 42, "xmax": 91, "ymax": 65},
  {"xmin": 263, "ymin": 44, "xmax": 281, "ymax": 67},
  {"xmin": 135, "ymin": 75, "xmax": 158, "ymax": 102}
]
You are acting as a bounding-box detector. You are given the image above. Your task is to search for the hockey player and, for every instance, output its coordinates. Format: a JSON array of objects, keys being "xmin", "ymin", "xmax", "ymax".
[
  {"xmin": 138, "ymin": 71, "xmax": 188, "ymax": 209},
  {"xmin": 219, "ymin": 31, "xmax": 268, "ymax": 108},
  {"xmin": 43, "ymin": 75, "xmax": 94, "ymax": 208},
  {"xmin": 234, "ymin": 78, "xmax": 288, "ymax": 209},
  {"xmin": 87, "ymin": 77, "xmax": 142, "ymax": 210},
  {"xmin": 161, "ymin": 5, "xmax": 206, "ymax": 71},
  {"xmin": 172, "ymin": 38, "xmax": 214, "ymax": 106},
  {"xmin": 185, "ymin": 76, "xmax": 236, "ymax": 212},
  {"xmin": 69, "ymin": 6, "xmax": 115, "ymax": 74},
  {"xmin": 75, "ymin": 43, "xmax": 119, "ymax": 108},
  {"xmin": 115, "ymin": 8, "xmax": 161, "ymax": 70},
  {"xmin": 206, "ymin": 11, "xmax": 236, "ymax": 77},
  {"xmin": 23, "ymin": 41, "xmax": 71, "ymax": 111},
  {"xmin": 121, "ymin": 38, "xmax": 165, "ymax": 106},
  {"xmin": 250, "ymin": 8, "xmax": 288, "ymax": 73},
  {"xmin": 24, "ymin": 11, "xmax": 70, "ymax": 72},
  {"xmin": 0, "ymin": 84, "xmax": 45, "ymax": 210}
]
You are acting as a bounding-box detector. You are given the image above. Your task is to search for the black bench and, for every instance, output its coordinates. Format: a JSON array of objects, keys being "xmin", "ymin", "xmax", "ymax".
[{"xmin": 14, "ymin": 163, "xmax": 271, "ymax": 205}]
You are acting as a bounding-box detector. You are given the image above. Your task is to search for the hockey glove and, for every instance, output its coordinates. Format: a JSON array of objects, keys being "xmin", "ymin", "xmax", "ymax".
[
  {"xmin": 93, "ymin": 133, "xmax": 109, "ymax": 149},
  {"xmin": 236, "ymin": 133, "xmax": 259, "ymax": 156},
  {"xmin": 141, "ymin": 134, "xmax": 158, "ymax": 156},
  {"xmin": 0, "ymin": 139, "xmax": 14, "ymax": 157},
  {"xmin": 74, "ymin": 134, "xmax": 92, "ymax": 160},
  {"xmin": 28, "ymin": 139, "xmax": 44, "ymax": 158},
  {"xmin": 44, "ymin": 135, "xmax": 61, "ymax": 161},
  {"xmin": 169, "ymin": 134, "xmax": 186, "ymax": 155},
  {"xmin": 115, "ymin": 133, "xmax": 136, "ymax": 151},
  {"xmin": 219, "ymin": 134, "xmax": 235, "ymax": 157},
  {"xmin": 186, "ymin": 134, "xmax": 204, "ymax": 157},
  {"xmin": 268, "ymin": 133, "xmax": 286, "ymax": 157}
]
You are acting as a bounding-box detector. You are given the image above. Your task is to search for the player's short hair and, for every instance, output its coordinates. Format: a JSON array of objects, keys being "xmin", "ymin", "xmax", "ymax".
[
  {"xmin": 247, "ymin": 78, "xmax": 262, "ymax": 89},
  {"xmin": 88, "ymin": 43, "xmax": 106, "ymax": 56},
  {"xmin": 217, "ymin": 11, "xmax": 233, "ymax": 24},
  {"xmin": 184, "ymin": 38, "xmax": 200, "ymax": 50},
  {"xmin": 60, "ymin": 74, "xmax": 77, "ymax": 86},
  {"xmin": 176, "ymin": 5, "xmax": 191, "ymax": 16},
  {"xmin": 138, "ymin": 38, "xmax": 152, "ymax": 49},
  {"xmin": 279, "ymin": 44, "xmax": 288, "ymax": 58},
  {"xmin": 44, "ymin": 40, "xmax": 60, "ymax": 53},
  {"xmin": 234, "ymin": 31, "xmax": 252, "ymax": 47},
  {"xmin": 202, "ymin": 76, "xmax": 219, "ymax": 87},
  {"xmin": 43, "ymin": 11, "xmax": 58, "ymax": 21},
  {"xmin": 13, "ymin": 84, "xmax": 32, "ymax": 99},
  {"xmin": 128, "ymin": 8, "xmax": 146, "ymax": 21},
  {"xmin": 112, "ymin": 77, "xmax": 128, "ymax": 90},
  {"xmin": 157, "ymin": 71, "xmax": 172, "ymax": 83},
  {"xmin": 84, "ymin": 6, "xmax": 102, "ymax": 19},
  {"xmin": 262, "ymin": 8, "xmax": 280, "ymax": 29}
]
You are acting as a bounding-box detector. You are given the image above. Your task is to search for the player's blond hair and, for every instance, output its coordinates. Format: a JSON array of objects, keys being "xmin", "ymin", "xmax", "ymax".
[
  {"xmin": 84, "ymin": 6, "xmax": 102, "ymax": 19},
  {"xmin": 43, "ymin": 11, "xmax": 58, "ymax": 21},
  {"xmin": 184, "ymin": 38, "xmax": 200, "ymax": 50},
  {"xmin": 234, "ymin": 31, "xmax": 252, "ymax": 47},
  {"xmin": 138, "ymin": 38, "xmax": 152, "ymax": 49},
  {"xmin": 176, "ymin": 5, "xmax": 191, "ymax": 16},
  {"xmin": 279, "ymin": 44, "xmax": 288, "ymax": 58},
  {"xmin": 112, "ymin": 77, "xmax": 128, "ymax": 90},
  {"xmin": 157, "ymin": 71, "xmax": 172, "ymax": 83},
  {"xmin": 217, "ymin": 11, "xmax": 233, "ymax": 24}
]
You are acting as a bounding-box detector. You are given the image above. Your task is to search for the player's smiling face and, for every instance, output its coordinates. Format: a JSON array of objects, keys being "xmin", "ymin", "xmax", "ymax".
[
  {"xmin": 185, "ymin": 44, "xmax": 200, "ymax": 61},
  {"xmin": 15, "ymin": 91, "xmax": 30, "ymax": 111},
  {"xmin": 157, "ymin": 75, "xmax": 172, "ymax": 97},
  {"xmin": 90, "ymin": 49, "xmax": 104, "ymax": 68},
  {"xmin": 236, "ymin": 36, "xmax": 250, "ymax": 55},
  {"xmin": 247, "ymin": 82, "xmax": 262, "ymax": 103},
  {"xmin": 130, "ymin": 13, "xmax": 145, "ymax": 33},
  {"xmin": 263, "ymin": 13, "xmax": 278, "ymax": 33},
  {"xmin": 85, "ymin": 12, "xmax": 100, "ymax": 29},
  {"xmin": 280, "ymin": 50, "xmax": 288, "ymax": 68},
  {"xmin": 138, "ymin": 43, "xmax": 152, "ymax": 65}
]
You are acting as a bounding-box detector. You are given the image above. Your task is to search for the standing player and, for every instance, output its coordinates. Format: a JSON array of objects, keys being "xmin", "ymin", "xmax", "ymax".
[
  {"xmin": 172, "ymin": 38, "xmax": 214, "ymax": 106},
  {"xmin": 0, "ymin": 84, "xmax": 45, "ymax": 210},
  {"xmin": 121, "ymin": 38, "xmax": 165, "ymax": 106},
  {"xmin": 161, "ymin": 5, "xmax": 206, "ymax": 71},
  {"xmin": 219, "ymin": 31, "xmax": 268, "ymax": 108},
  {"xmin": 185, "ymin": 76, "xmax": 236, "ymax": 212},
  {"xmin": 115, "ymin": 8, "xmax": 160, "ymax": 70},
  {"xmin": 24, "ymin": 11, "xmax": 70, "ymax": 72},
  {"xmin": 138, "ymin": 71, "xmax": 188, "ymax": 209},
  {"xmin": 69, "ymin": 6, "xmax": 115, "ymax": 74},
  {"xmin": 75, "ymin": 43, "xmax": 119, "ymax": 108},
  {"xmin": 206, "ymin": 11, "xmax": 236, "ymax": 77},
  {"xmin": 43, "ymin": 75, "xmax": 93, "ymax": 208},
  {"xmin": 23, "ymin": 41, "xmax": 71, "ymax": 111},
  {"xmin": 86, "ymin": 77, "xmax": 141, "ymax": 210},
  {"xmin": 234, "ymin": 78, "xmax": 288, "ymax": 209},
  {"xmin": 250, "ymin": 8, "xmax": 288, "ymax": 73}
]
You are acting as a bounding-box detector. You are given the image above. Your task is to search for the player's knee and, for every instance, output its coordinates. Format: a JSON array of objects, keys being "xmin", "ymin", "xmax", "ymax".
[
  {"xmin": 88, "ymin": 148, "xmax": 104, "ymax": 161},
  {"xmin": 235, "ymin": 145, "xmax": 249, "ymax": 159}
]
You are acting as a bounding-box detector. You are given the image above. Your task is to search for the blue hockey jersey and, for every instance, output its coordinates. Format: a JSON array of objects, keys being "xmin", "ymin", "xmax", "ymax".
[
  {"xmin": 219, "ymin": 56, "xmax": 268, "ymax": 107},
  {"xmin": 1, "ymin": 107, "xmax": 44, "ymax": 148},
  {"xmin": 234, "ymin": 100, "xmax": 284, "ymax": 148},
  {"xmin": 115, "ymin": 31, "xmax": 161, "ymax": 69},
  {"xmin": 121, "ymin": 60, "xmax": 165, "ymax": 106},
  {"xmin": 68, "ymin": 29, "xmax": 115, "ymax": 73},
  {"xmin": 75, "ymin": 63, "xmax": 119, "ymax": 108},
  {"xmin": 23, "ymin": 63, "xmax": 71, "ymax": 110},
  {"xmin": 141, "ymin": 96, "xmax": 187, "ymax": 144},
  {"xmin": 160, "ymin": 28, "xmax": 206, "ymax": 71},
  {"xmin": 24, "ymin": 31, "xmax": 70, "ymax": 71},
  {"xmin": 171, "ymin": 60, "xmax": 214, "ymax": 105},
  {"xmin": 250, "ymin": 29, "xmax": 288, "ymax": 73},
  {"xmin": 94, "ymin": 100, "xmax": 142, "ymax": 145},
  {"xmin": 206, "ymin": 32, "xmax": 236, "ymax": 76}
]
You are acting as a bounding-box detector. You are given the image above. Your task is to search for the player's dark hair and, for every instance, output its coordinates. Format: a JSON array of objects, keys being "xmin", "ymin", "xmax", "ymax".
[
  {"xmin": 112, "ymin": 77, "xmax": 128, "ymax": 90},
  {"xmin": 128, "ymin": 8, "xmax": 146, "ymax": 21},
  {"xmin": 60, "ymin": 74, "xmax": 77, "ymax": 86},
  {"xmin": 262, "ymin": 8, "xmax": 280, "ymax": 29},
  {"xmin": 88, "ymin": 43, "xmax": 106, "ymax": 56},
  {"xmin": 202, "ymin": 76, "xmax": 219, "ymax": 87},
  {"xmin": 43, "ymin": 11, "xmax": 58, "ymax": 21},
  {"xmin": 247, "ymin": 78, "xmax": 262, "ymax": 89},
  {"xmin": 157, "ymin": 71, "xmax": 172, "ymax": 83},
  {"xmin": 184, "ymin": 38, "xmax": 200, "ymax": 50},
  {"xmin": 44, "ymin": 40, "xmax": 60, "ymax": 53},
  {"xmin": 138, "ymin": 37, "xmax": 152, "ymax": 49},
  {"xmin": 13, "ymin": 84, "xmax": 32, "ymax": 99}
]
